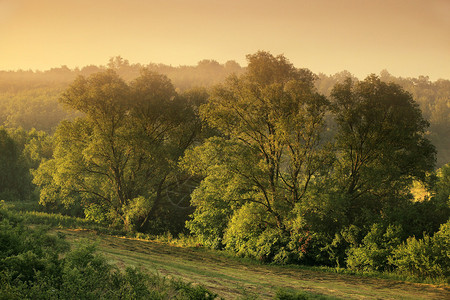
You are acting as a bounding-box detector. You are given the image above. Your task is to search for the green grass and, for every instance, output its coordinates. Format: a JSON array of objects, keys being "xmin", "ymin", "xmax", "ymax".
[
  {"xmin": 273, "ymin": 264, "xmax": 449, "ymax": 286},
  {"xmin": 58, "ymin": 229, "xmax": 450, "ymax": 299},
  {"xmin": 1, "ymin": 200, "xmax": 126, "ymax": 235},
  {"xmin": 274, "ymin": 288, "xmax": 340, "ymax": 300}
]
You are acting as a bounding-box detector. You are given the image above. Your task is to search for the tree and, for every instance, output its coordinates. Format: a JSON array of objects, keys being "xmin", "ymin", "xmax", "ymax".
[
  {"xmin": 330, "ymin": 75, "xmax": 436, "ymax": 227},
  {"xmin": 34, "ymin": 69, "xmax": 205, "ymax": 232},
  {"xmin": 8, "ymin": 127, "xmax": 53, "ymax": 171},
  {"xmin": 183, "ymin": 51, "xmax": 331, "ymax": 259},
  {"xmin": 184, "ymin": 56, "xmax": 438, "ymax": 265},
  {"xmin": 0, "ymin": 128, "xmax": 31, "ymax": 200}
]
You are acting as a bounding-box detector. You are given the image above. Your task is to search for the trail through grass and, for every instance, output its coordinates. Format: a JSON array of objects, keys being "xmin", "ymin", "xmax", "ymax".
[{"xmin": 60, "ymin": 229, "xmax": 449, "ymax": 299}]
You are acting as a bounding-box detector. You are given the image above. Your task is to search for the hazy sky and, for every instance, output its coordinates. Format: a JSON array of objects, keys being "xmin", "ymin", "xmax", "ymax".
[{"xmin": 1, "ymin": 0, "xmax": 449, "ymax": 79}]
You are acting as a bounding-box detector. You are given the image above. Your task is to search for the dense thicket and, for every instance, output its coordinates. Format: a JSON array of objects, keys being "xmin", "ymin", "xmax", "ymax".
[
  {"xmin": 0, "ymin": 127, "xmax": 52, "ymax": 201},
  {"xmin": 0, "ymin": 129, "xmax": 28, "ymax": 200}
]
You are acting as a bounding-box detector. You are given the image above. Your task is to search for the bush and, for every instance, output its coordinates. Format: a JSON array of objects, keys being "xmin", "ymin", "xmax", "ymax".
[
  {"xmin": 346, "ymin": 224, "xmax": 402, "ymax": 271},
  {"xmin": 223, "ymin": 203, "xmax": 293, "ymax": 263},
  {"xmin": 390, "ymin": 220, "xmax": 450, "ymax": 279},
  {"xmin": 0, "ymin": 203, "xmax": 219, "ymax": 299},
  {"xmin": 223, "ymin": 203, "xmax": 265, "ymax": 258},
  {"xmin": 185, "ymin": 172, "xmax": 237, "ymax": 249}
]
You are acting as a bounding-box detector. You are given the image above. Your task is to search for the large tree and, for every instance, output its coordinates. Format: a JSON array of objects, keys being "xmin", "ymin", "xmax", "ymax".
[
  {"xmin": 183, "ymin": 51, "xmax": 331, "ymax": 258},
  {"xmin": 330, "ymin": 75, "xmax": 436, "ymax": 226},
  {"xmin": 34, "ymin": 70, "xmax": 205, "ymax": 232},
  {"xmin": 184, "ymin": 55, "xmax": 438, "ymax": 265},
  {"xmin": 0, "ymin": 128, "xmax": 30, "ymax": 200}
]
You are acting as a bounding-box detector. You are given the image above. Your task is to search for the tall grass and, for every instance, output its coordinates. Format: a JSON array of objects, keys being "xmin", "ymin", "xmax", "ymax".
[
  {"xmin": 275, "ymin": 289, "xmax": 341, "ymax": 300},
  {"xmin": 1, "ymin": 200, "xmax": 126, "ymax": 235}
]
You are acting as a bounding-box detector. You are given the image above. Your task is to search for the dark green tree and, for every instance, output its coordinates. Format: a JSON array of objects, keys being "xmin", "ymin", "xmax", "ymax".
[
  {"xmin": 0, "ymin": 128, "xmax": 31, "ymax": 200},
  {"xmin": 330, "ymin": 75, "xmax": 436, "ymax": 227}
]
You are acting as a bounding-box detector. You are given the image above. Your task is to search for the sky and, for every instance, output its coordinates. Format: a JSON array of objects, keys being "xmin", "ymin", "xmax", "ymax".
[{"xmin": 1, "ymin": 0, "xmax": 449, "ymax": 80}]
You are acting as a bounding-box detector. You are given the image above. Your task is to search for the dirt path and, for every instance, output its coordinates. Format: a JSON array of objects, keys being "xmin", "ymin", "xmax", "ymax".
[{"xmin": 62, "ymin": 229, "xmax": 449, "ymax": 299}]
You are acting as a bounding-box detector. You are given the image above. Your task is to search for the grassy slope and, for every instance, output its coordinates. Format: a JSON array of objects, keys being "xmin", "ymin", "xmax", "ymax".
[{"xmin": 61, "ymin": 229, "xmax": 449, "ymax": 300}]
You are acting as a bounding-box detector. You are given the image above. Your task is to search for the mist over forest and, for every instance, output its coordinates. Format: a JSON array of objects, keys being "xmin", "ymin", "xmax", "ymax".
[{"xmin": 1, "ymin": 56, "xmax": 449, "ymax": 166}]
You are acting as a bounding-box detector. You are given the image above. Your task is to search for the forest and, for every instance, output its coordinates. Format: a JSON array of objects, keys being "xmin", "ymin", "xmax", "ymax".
[{"xmin": 0, "ymin": 52, "xmax": 449, "ymax": 297}]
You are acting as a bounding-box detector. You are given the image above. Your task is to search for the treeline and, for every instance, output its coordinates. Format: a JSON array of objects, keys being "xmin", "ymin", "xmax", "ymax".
[
  {"xmin": 317, "ymin": 71, "xmax": 450, "ymax": 167},
  {"xmin": 0, "ymin": 52, "xmax": 449, "ymax": 279},
  {"xmin": 0, "ymin": 127, "xmax": 52, "ymax": 201},
  {"xmin": 0, "ymin": 56, "xmax": 244, "ymax": 92},
  {"xmin": 0, "ymin": 57, "xmax": 244, "ymax": 134},
  {"xmin": 1, "ymin": 56, "xmax": 448, "ymax": 166}
]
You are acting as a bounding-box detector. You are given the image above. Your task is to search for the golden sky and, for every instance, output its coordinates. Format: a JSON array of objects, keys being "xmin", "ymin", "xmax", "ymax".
[{"xmin": 1, "ymin": 0, "xmax": 449, "ymax": 79}]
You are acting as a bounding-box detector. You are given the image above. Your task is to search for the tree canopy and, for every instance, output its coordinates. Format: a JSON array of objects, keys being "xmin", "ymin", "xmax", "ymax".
[
  {"xmin": 182, "ymin": 52, "xmax": 439, "ymax": 265},
  {"xmin": 34, "ymin": 69, "xmax": 206, "ymax": 232},
  {"xmin": 329, "ymin": 75, "xmax": 436, "ymax": 226}
]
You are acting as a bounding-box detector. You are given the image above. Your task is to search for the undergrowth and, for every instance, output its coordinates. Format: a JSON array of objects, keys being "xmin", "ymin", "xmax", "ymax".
[{"xmin": 4, "ymin": 199, "xmax": 449, "ymax": 288}]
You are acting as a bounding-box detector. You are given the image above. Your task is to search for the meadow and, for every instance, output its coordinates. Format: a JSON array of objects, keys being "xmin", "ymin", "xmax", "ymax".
[{"xmin": 59, "ymin": 228, "xmax": 449, "ymax": 299}]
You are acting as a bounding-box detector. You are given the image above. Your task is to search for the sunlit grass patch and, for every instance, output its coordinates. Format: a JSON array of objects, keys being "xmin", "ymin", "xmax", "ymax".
[{"xmin": 58, "ymin": 229, "xmax": 450, "ymax": 299}]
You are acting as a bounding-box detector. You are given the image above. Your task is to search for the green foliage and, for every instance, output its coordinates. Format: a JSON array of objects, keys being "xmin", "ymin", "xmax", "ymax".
[
  {"xmin": 330, "ymin": 75, "xmax": 436, "ymax": 228},
  {"xmin": 0, "ymin": 127, "xmax": 55, "ymax": 204},
  {"xmin": 7, "ymin": 127, "xmax": 53, "ymax": 170},
  {"xmin": 1, "ymin": 200, "xmax": 119, "ymax": 234},
  {"xmin": 185, "ymin": 51, "xmax": 333, "ymax": 264},
  {"xmin": 274, "ymin": 288, "xmax": 339, "ymax": 300},
  {"xmin": 0, "ymin": 59, "xmax": 243, "ymax": 136},
  {"xmin": 223, "ymin": 203, "xmax": 266, "ymax": 258},
  {"xmin": 318, "ymin": 72, "xmax": 450, "ymax": 168},
  {"xmin": 387, "ymin": 196, "xmax": 449, "ymax": 240},
  {"xmin": 434, "ymin": 163, "xmax": 450, "ymax": 204},
  {"xmin": 346, "ymin": 224, "xmax": 402, "ymax": 272},
  {"xmin": 3, "ymin": 52, "xmax": 447, "ymax": 278},
  {"xmin": 182, "ymin": 52, "xmax": 441, "ymax": 270},
  {"xmin": 0, "ymin": 203, "xmax": 219, "ymax": 299},
  {"xmin": 390, "ymin": 220, "xmax": 450, "ymax": 279},
  {"xmin": 0, "ymin": 128, "xmax": 33, "ymax": 201},
  {"xmin": 185, "ymin": 174, "xmax": 235, "ymax": 249},
  {"xmin": 0, "ymin": 87, "xmax": 77, "ymax": 134},
  {"xmin": 34, "ymin": 69, "xmax": 206, "ymax": 233},
  {"xmin": 183, "ymin": 137, "xmax": 259, "ymax": 248},
  {"xmin": 1, "ymin": 59, "xmax": 448, "ymax": 166},
  {"xmin": 380, "ymin": 165, "xmax": 450, "ymax": 240}
]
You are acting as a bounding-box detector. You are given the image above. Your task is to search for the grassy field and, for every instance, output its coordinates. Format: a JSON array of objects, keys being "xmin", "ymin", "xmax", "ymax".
[{"xmin": 59, "ymin": 229, "xmax": 449, "ymax": 299}]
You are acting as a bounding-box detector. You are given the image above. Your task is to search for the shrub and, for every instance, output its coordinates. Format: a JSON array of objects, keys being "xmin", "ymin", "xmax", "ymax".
[
  {"xmin": 223, "ymin": 203, "xmax": 265, "ymax": 257},
  {"xmin": 222, "ymin": 202, "xmax": 290, "ymax": 261},
  {"xmin": 346, "ymin": 224, "xmax": 402, "ymax": 271},
  {"xmin": 0, "ymin": 203, "xmax": 219, "ymax": 299},
  {"xmin": 390, "ymin": 220, "xmax": 450, "ymax": 279}
]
